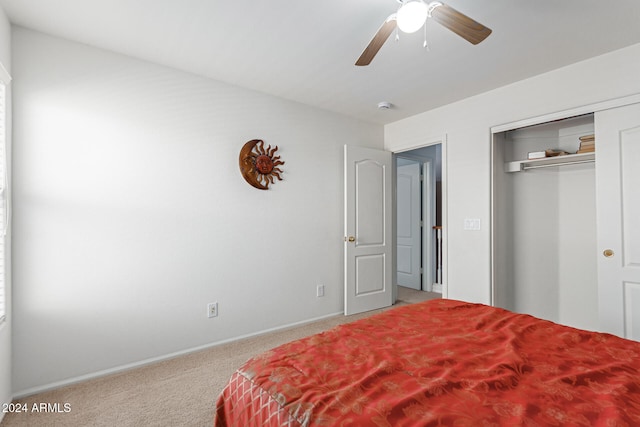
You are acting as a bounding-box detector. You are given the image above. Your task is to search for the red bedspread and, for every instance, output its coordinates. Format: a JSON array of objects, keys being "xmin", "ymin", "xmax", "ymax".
[{"xmin": 213, "ymin": 299, "xmax": 640, "ymax": 426}]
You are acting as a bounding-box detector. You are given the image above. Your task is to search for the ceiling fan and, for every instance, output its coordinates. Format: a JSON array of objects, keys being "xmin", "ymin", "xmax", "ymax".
[{"xmin": 356, "ymin": 0, "xmax": 492, "ymax": 66}]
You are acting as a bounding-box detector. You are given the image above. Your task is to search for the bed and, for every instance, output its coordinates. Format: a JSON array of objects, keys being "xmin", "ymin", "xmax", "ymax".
[{"xmin": 213, "ymin": 299, "xmax": 640, "ymax": 426}]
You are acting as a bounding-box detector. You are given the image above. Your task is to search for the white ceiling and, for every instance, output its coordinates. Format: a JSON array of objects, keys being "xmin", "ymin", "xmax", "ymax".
[{"xmin": 1, "ymin": 0, "xmax": 640, "ymax": 124}]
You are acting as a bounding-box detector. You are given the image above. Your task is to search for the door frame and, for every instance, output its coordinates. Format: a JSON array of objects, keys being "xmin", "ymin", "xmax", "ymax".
[
  {"xmin": 392, "ymin": 136, "xmax": 448, "ymax": 302},
  {"xmin": 489, "ymin": 93, "xmax": 640, "ymax": 307}
]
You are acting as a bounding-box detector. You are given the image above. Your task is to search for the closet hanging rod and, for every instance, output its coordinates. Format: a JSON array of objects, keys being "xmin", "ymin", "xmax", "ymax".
[{"xmin": 522, "ymin": 159, "xmax": 595, "ymax": 171}]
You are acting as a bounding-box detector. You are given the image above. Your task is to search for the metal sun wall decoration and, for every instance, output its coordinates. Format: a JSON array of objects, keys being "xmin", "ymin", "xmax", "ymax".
[{"xmin": 238, "ymin": 139, "xmax": 285, "ymax": 190}]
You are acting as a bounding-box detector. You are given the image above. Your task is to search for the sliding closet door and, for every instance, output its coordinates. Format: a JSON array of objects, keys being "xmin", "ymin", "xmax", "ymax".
[{"xmin": 596, "ymin": 102, "xmax": 640, "ymax": 340}]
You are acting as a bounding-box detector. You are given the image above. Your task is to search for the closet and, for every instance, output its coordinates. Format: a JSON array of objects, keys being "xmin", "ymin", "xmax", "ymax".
[
  {"xmin": 493, "ymin": 114, "xmax": 597, "ymax": 330},
  {"xmin": 491, "ymin": 100, "xmax": 640, "ymax": 340}
]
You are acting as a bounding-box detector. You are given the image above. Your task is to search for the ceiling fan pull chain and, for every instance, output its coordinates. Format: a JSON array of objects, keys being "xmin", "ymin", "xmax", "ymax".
[
  {"xmin": 395, "ymin": 5, "xmax": 400, "ymax": 42},
  {"xmin": 423, "ymin": 18, "xmax": 429, "ymax": 50}
]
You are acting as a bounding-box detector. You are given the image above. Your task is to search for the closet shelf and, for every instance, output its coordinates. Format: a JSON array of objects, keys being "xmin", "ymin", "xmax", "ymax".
[{"xmin": 504, "ymin": 152, "xmax": 595, "ymax": 173}]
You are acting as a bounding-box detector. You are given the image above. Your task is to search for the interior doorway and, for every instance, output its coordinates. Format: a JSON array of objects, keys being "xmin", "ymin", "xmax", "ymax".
[{"xmin": 395, "ymin": 143, "xmax": 443, "ymax": 294}]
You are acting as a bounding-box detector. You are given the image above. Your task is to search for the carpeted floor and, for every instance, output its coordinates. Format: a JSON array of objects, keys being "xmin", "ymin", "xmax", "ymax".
[
  {"xmin": 397, "ymin": 285, "xmax": 441, "ymax": 304},
  {"xmin": 0, "ymin": 288, "xmax": 439, "ymax": 427}
]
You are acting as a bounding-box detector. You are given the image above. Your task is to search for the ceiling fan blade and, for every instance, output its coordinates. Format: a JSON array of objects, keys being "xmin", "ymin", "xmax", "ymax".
[
  {"xmin": 430, "ymin": 3, "xmax": 491, "ymax": 45},
  {"xmin": 355, "ymin": 15, "xmax": 397, "ymax": 66}
]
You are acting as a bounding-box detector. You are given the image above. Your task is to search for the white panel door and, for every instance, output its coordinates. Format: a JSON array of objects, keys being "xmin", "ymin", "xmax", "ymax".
[
  {"xmin": 344, "ymin": 145, "xmax": 392, "ymax": 315},
  {"xmin": 396, "ymin": 161, "xmax": 421, "ymax": 290},
  {"xmin": 595, "ymin": 102, "xmax": 640, "ymax": 340}
]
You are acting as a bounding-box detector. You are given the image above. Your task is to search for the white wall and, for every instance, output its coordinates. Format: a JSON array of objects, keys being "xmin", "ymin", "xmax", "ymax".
[
  {"xmin": 0, "ymin": 4, "xmax": 11, "ymax": 414},
  {"xmin": 11, "ymin": 27, "xmax": 383, "ymax": 394},
  {"xmin": 385, "ymin": 42, "xmax": 640, "ymax": 304},
  {"xmin": 557, "ymin": 165, "xmax": 597, "ymax": 329}
]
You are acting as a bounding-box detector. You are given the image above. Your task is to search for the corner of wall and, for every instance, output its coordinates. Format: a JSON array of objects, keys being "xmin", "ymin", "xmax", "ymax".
[{"xmin": 0, "ymin": 2, "xmax": 12, "ymax": 410}]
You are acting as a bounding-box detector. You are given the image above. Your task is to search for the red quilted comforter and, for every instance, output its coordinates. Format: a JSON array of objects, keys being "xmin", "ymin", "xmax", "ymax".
[{"xmin": 213, "ymin": 299, "xmax": 640, "ymax": 426}]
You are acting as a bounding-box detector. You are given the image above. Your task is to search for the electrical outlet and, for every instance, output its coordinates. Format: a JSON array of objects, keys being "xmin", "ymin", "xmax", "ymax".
[
  {"xmin": 207, "ymin": 302, "xmax": 218, "ymax": 318},
  {"xmin": 317, "ymin": 284, "xmax": 325, "ymax": 297}
]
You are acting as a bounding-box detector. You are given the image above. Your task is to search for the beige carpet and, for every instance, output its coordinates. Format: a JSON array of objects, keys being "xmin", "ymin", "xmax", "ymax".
[
  {"xmin": 397, "ymin": 285, "xmax": 441, "ymax": 304},
  {"xmin": 1, "ymin": 289, "xmax": 439, "ymax": 427}
]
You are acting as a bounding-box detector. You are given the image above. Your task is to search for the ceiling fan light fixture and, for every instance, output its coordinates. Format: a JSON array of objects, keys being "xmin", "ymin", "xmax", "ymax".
[{"xmin": 396, "ymin": 0, "xmax": 428, "ymax": 33}]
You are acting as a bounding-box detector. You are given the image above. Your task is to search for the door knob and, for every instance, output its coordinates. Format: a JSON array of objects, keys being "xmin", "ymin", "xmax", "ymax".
[
  {"xmin": 603, "ymin": 249, "xmax": 614, "ymax": 258},
  {"xmin": 347, "ymin": 236, "xmax": 356, "ymax": 242}
]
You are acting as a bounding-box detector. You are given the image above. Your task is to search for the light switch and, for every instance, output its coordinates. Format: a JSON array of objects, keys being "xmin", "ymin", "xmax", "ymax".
[{"xmin": 464, "ymin": 218, "xmax": 481, "ymax": 231}]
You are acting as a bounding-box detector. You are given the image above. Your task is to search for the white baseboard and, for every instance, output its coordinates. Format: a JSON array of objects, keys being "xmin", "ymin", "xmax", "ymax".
[{"xmin": 14, "ymin": 310, "xmax": 344, "ymax": 399}]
